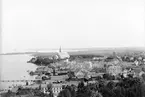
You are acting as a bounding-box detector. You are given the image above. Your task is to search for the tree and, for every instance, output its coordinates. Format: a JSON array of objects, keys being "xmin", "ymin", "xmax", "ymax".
[
  {"xmin": 47, "ymin": 83, "xmax": 53, "ymax": 90},
  {"xmin": 46, "ymin": 83, "xmax": 54, "ymax": 97},
  {"xmin": 78, "ymin": 81, "xmax": 84, "ymax": 90},
  {"xmin": 68, "ymin": 71, "xmax": 75, "ymax": 80},
  {"xmin": 58, "ymin": 89, "xmax": 71, "ymax": 97}
]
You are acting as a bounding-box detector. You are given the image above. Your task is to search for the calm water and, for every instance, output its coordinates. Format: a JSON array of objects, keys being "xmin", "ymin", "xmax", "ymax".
[{"xmin": 0, "ymin": 54, "xmax": 37, "ymax": 89}]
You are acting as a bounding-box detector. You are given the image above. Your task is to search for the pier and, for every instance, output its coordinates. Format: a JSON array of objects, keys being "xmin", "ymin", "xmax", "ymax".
[{"xmin": 0, "ymin": 79, "xmax": 40, "ymax": 82}]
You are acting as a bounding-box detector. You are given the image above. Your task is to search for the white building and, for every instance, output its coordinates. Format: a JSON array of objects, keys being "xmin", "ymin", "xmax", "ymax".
[
  {"xmin": 52, "ymin": 85, "xmax": 63, "ymax": 97},
  {"xmin": 57, "ymin": 52, "xmax": 70, "ymax": 59},
  {"xmin": 134, "ymin": 60, "xmax": 139, "ymax": 66}
]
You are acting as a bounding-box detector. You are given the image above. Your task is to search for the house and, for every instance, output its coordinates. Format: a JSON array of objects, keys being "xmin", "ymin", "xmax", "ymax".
[
  {"xmin": 139, "ymin": 71, "xmax": 145, "ymax": 77},
  {"xmin": 11, "ymin": 87, "xmax": 19, "ymax": 93},
  {"xmin": 82, "ymin": 61, "xmax": 93, "ymax": 70},
  {"xmin": 36, "ymin": 66, "xmax": 45, "ymax": 71},
  {"xmin": 130, "ymin": 57, "xmax": 134, "ymax": 61},
  {"xmin": 75, "ymin": 70, "xmax": 84, "ymax": 79},
  {"xmin": 138, "ymin": 57, "xmax": 143, "ymax": 61},
  {"xmin": 133, "ymin": 67, "xmax": 142, "ymax": 76},
  {"xmin": 52, "ymin": 85, "xmax": 63, "ymax": 97},
  {"xmin": 43, "ymin": 67, "xmax": 53, "ymax": 73},
  {"xmin": 107, "ymin": 65, "xmax": 122, "ymax": 76},
  {"xmin": 134, "ymin": 60, "xmax": 139, "ymax": 66}
]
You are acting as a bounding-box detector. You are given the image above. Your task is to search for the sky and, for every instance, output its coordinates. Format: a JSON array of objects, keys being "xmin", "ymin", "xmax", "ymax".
[{"xmin": 2, "ymin": 0, "xmax": 145, "ymax": 53}]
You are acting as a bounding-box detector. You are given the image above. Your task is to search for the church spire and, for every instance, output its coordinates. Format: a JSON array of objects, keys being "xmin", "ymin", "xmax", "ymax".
[{"xmin": 59, "ymin": 46, "xmax": 62, "ymax": 52}]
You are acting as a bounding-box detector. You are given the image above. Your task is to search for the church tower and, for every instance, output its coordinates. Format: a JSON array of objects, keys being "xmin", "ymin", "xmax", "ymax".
[{"xmin": 59, "ymin": 46, "xmax": 62, "ymax": 52}]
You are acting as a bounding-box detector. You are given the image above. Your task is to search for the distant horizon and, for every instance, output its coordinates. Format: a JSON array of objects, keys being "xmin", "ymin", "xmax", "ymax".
[
  {"xmin": 26, "ymin": 46, "xmax": 145, "ymax": 50},
  {"xmin": 2, "ymin": 0, "xmax": 144, "ymax": 54},
  {"xmin": 1, "ymin": 46, "xmax": 145, "ymax": 54}
]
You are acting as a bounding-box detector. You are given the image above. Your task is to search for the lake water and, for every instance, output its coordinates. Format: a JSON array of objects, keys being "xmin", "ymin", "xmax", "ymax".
[{"xmin": 0, "ymin": 54, "xmax": 37, "ymax": 89}]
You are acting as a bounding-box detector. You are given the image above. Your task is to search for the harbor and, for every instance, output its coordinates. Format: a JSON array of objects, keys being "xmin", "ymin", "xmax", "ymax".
[{"xmin": 1, "ymin": 49, "xmax": 145, "ymax": 97}]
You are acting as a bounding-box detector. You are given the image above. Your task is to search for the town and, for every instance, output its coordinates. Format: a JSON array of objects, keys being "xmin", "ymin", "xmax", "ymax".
[{"xmin": 1, "ymin": 48, "xmax": 145, "ymax": 97}]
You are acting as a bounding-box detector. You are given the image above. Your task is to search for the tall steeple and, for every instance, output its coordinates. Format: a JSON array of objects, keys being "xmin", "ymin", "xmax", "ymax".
[{"xmin": 59, "ymin": 46, "xmax": 62, "ymax": 52}]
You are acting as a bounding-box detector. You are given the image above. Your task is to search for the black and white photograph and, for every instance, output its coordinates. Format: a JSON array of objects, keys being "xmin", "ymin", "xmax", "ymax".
[{"xmin": 0, "ymin": 0, "xmax": 145, "ymax": 97}]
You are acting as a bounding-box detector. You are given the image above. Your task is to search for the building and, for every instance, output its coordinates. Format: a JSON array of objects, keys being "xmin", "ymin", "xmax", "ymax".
[
  {"xmin": 52, "ymin": 85, "xmax": 63, "ymax": 97},
  {"xmin": 134, "ymin": 60, "xmax": 139, "ymax": 66},
  {"xmin": 57, "ymin": 52, "xmax": 70, "ymax": 60},
  {"xmin": 107, "ymin": 65, "xmax": 122, "ymax": 76},
  {"xmin": 55, "ymin": 47, "xmax": 70, "ymax": 60},
  {"xmin": 11, "ymin": 87, "xmax": 19, "ymax": 93},
  {"xmin": 36, "ymin": 66, "xmax": 46, "ymax": 71},
  {"xmin": 75, "ymin": 70, "xmax": 84, "ymax": 79}
]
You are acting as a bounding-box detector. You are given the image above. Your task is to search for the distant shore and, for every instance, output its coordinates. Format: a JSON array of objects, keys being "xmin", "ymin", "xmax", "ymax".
[
  {"xmin": 0, "ymin": 47, "xmax": 145, "ymax": 56},
  {"xmin": 0, "ymin": 52, "xmax": 36, "ymax": 55}
]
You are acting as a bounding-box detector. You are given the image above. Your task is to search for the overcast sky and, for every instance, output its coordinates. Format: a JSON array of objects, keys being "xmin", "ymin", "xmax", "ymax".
[{"xmin": 2, "ymin": 0, "xmax": 145, "ymax": 53}]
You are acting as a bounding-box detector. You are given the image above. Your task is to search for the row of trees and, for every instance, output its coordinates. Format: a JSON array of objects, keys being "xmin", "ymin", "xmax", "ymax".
[
  {"xmin": 28, "ymin": 56, "xmax": 60, "ymax": 66},
  {"xmin": 121, "ymin": 55, "xmax": 145, "ymax": 63},
  {"xmin": 58, "ymin": 76, "xmax": 145, "ymax": 97}
]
